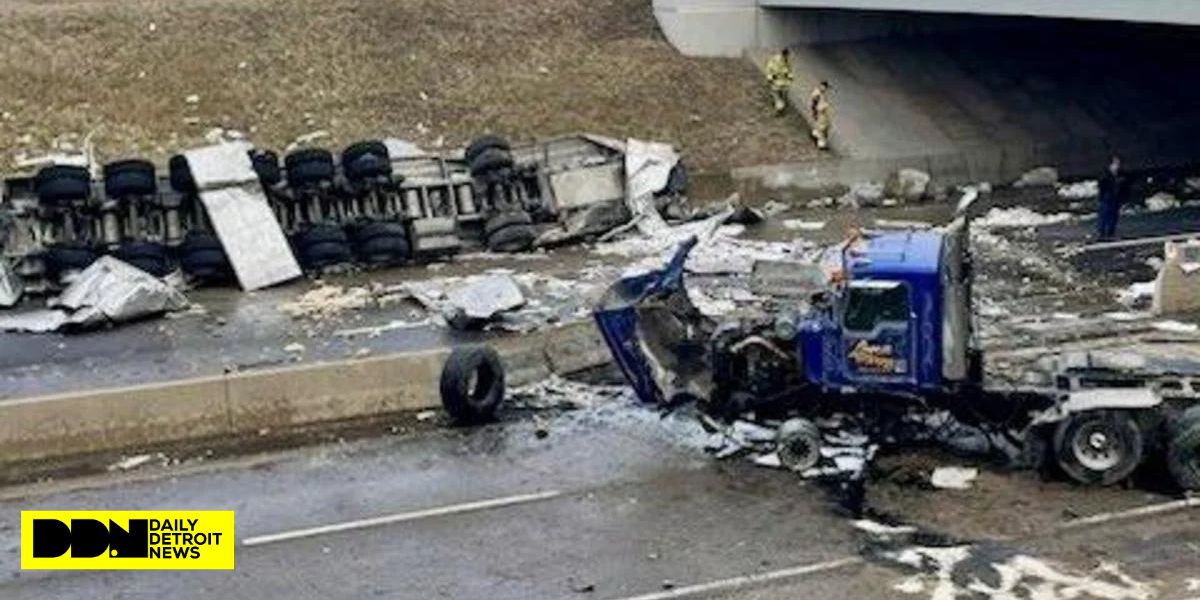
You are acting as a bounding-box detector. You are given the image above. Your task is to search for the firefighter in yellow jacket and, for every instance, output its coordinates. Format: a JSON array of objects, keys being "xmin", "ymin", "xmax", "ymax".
[{"xmin": 765, "ymin": 49, "xmax": 794, "ymax": 114}]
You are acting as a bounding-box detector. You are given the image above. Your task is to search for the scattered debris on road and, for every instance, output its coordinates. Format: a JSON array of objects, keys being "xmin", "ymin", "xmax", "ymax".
[{"xmin": 929, "ymin": 466, "xmax": 979, "ymax": 490}]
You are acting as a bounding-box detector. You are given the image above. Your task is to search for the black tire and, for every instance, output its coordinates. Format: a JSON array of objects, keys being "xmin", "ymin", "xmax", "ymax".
[
  {"xmin": 113, "ymin": 242, "xmax": 172, "ymax": 277},
  {"xmin": 34, "ymin": 165, "xmax": 92, "ymax": 204},
  {"xmin": 180, "ymin": 249, "xmax": 231, "ymax": 280},
  {"xmin": 300, "ymin": 242, "xmax": 353, "ymax": 270},
  {"xmin": 250, "ymin": 149, "xmax": 282, "ymax": 186},
  {"xmin": 297, "ymin": 225, "xmax": 350, "ymax": 250},
  {"xmin": 483, "ymin": 211, "xmax": 533, "ymax": 239},
  {"xmin": 487, "ymin": 224, "xmax": 535, "ymax": 253},
  {"xmin": 355, "ymin": 236, "xmax": 411, "ymax": 265},
  {"xmin": 439, "ymin": 345, "xmax": 506, "ymax": 424},
  {"xmin": 777, "ymin": 418, "xmax": 822, "ymax": 472},
  {"xmin": 1167, "ymin": 408, "xmax": 1200, "ymax": 491},
  {"xmin": 470, "ymin": 147, "xmax": 514, "ymax": 177},
  {"xmin": 168, "ymin": 155, "xmax": 197, "ymax": 194},
  {"xmin": 104, "ymin": 159, "xmax": 157, "ymax": 197},
  {"xmin": 179, "ymin": 232, "xmax": 229, "ymax": 278},
  {"xmin": 1053, "ymin": 410, "xmax": 1143, "ymax": 486},
  {"xmin": 464, "ymin": 135, "xmax": 511, "ymax": 164},
  {"xmin": 285, "ymin": 148, "xmax": 336, "ymax": 187},
  {"xmin": 350, "ymin": 221, "xmax": 408, "ymax": 244},
  {"xmin": 342, "ymin": 140, "xmax": 392, "ymax": 181},
  {"xmin": 44, "ymin": 243, "xmax": 97, "ymax": 276}
]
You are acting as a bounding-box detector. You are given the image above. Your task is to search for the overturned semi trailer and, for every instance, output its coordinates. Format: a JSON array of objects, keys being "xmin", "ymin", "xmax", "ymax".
[{"xmin": 0, "ymin": 134, "xmax": 639, "ymax": 300}]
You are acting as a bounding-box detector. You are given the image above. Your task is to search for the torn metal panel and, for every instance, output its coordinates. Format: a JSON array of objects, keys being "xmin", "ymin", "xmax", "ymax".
[
  {"xmin": 184, "ymin": 143, "xmax": 301, "ymax": 291},
  {"xmin": 751, "ymin": 260, "xmax": 827, "ymax": 299},
  {"xmin": 550, "ymin": 163, "xmax": 625, "ymax": 210},
  {"xmin": 0, "ymin": 257, "xmax": 22, "ymax": 307},
  {"xmin": 623, "ymin": 139, "xmax": 680, "ymax": 238},
  {"xmin": 445, "ymin": 275, "xmax": 526, "ymax": 321},
  {"xmin": 0, "ymin": 257, "xmax": 187, "ymax": 332}
]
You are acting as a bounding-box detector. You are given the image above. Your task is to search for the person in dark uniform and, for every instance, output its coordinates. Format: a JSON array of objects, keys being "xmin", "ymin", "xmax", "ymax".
[{"xmin": 1097, "ymin": 155, "xmax": 1129, "ymax": 241}]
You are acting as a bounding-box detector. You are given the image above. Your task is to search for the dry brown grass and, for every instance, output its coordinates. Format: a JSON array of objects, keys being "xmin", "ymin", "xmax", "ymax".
[{"xmin": 0, "ymin": 0, "xmax": 814, "ymax": 171}]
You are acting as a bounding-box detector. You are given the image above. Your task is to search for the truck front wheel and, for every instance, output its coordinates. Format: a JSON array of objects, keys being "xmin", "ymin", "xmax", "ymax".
[{"xmin": 1053, "ymin": 411, "xmax": 1143, "ymax": 487}]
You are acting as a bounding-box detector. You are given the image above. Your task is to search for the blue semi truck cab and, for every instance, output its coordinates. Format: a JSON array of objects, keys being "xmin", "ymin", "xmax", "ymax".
[
  {"xmin": 591, "ymin": 214, "xmax": 1200, "ymax": 490},
  {"xmin": 595, "ymin": 217, "xmax": 976, "ymax": 413}
]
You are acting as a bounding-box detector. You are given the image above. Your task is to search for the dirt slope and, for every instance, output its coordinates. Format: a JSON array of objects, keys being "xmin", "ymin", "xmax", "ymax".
[{"xmin": 0, "ymin": 0, "xmax": 814, "ymax": 171}]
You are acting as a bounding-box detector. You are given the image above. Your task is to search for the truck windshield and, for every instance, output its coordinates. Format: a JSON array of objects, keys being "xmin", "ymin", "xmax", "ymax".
[{"xmin": 843, "ymin": 281, "xmax": 909, "ymax": 333}]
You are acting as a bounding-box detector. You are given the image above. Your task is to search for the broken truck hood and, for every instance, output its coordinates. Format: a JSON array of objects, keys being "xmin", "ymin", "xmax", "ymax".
[{"xmin": 594, "ymin": 237, "xmax": 721, "ymax": 406}]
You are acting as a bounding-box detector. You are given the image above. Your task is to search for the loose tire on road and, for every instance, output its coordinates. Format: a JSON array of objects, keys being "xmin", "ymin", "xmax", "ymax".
[
  {"xmin": 777, "ymin": 418, "xmax": 822, "ymax": 472},
  {"xmin": 440, "ymin": 345, "xmax": 506, "ymax": 425},
  {"xmin": 1053, "ymin": 410, "xmax": 1143, "ymax": 486},
  {"xmin": 1167, "ymin": 408, "xmax": 1200, "ymax": 491},
  {"xmin": 464, "ymin": 135, "xmax": 511, "ymax": 164}
]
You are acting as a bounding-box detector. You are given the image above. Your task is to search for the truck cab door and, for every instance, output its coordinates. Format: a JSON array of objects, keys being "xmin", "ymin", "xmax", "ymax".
[{"xmin": 837, "ymin": 280, "xmax": 916, "ymax": 385}]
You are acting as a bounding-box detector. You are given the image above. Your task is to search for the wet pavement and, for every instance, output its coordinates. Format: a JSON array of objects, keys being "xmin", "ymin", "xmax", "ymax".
[{"xmin": 0, "ymin": 399, "xmax": 1195, "ymax": 599}]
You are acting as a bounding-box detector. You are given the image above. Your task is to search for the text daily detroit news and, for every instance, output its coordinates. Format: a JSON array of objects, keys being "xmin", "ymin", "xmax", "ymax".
[{"xmin": 21, "ymin": 511, "xmax": 235, "ymax": 570}]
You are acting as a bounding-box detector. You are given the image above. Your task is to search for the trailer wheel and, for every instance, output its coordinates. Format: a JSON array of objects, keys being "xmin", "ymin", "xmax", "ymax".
[
  {"xmin": 285, "ymin": 148, "xmax": 336, "ymax": 187},
  {"xmin": 34, "ymin": 165, "xmax": 92, "ymax": 204},
  {"xmin": 168, "ymin": 155, "xmax": 197, "ymax": 194},
  {"xmin": 470, "ymin": 147, "xmax": 514, "ymax": 177},
  {"xmin": 103, "ymin": 159, "xmax": 158, "ymax": 198},
  {"xmin": 249, "ymin": 149, "xmax": 282, "ymax": 187},
  {"xmin": 483, "ymin": 211, "xmax": 533, "ymax": 239},
  {"xmin": 439, "ymin": 345, "xmax": 506, "ymax": 424},
  {"xmin": 487, "ymin": 225, "xmax": 535, "ymax": 253},
  {"xmin": 114, "ymin": 242, "xmax": 173, "ymax": 277},
  {"xmin": 777, "ymin": 418, "xmax": 822, "ymax": 472},
  {"xmin": 1053, "ymin": 410, "xmax": 1143, "ymax": 486},
  {"xmin": 464, "ymin": 135, "xmax": 511, "ymax": 164},
  {"xmin": 1167, "ymin": 410, "xmax": 1200, "ymax": 491}
]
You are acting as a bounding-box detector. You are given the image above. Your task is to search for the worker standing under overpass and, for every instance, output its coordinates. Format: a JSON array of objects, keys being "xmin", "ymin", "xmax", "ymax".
[
  {"xmin": 765, "ymin": 48, "xmax": 794, "ymax": 115},
  {"xmin": 810, "ymin": 81, "xmax": 832, "ymax": 151}
]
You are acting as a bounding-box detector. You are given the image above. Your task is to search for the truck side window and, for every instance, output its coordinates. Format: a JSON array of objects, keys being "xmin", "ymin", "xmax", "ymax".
[{"xmin": 843, "ymin": 282, "xmax": 909, "ymax": 333}]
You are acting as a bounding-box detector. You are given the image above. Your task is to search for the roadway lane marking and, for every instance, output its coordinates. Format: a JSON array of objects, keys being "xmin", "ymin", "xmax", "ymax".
[
  {"xmin": 1057, "ymin": 496, "xmax": 1200, "ymax": 531},
  {"xmin": 611, "ymin": 557, "xmax": 864, "ymax": 600},
  {"xmin": 241, "ymin": 489, "xmax": 563, "ymax": 547}
]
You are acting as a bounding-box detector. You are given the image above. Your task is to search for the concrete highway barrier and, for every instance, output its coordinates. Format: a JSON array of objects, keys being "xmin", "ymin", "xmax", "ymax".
[{"xmin": 0, "ymin": 320, "xmax": 608, "ymax": 467}]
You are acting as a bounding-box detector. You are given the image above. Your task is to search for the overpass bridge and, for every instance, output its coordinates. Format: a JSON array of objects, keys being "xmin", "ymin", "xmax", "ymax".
[
  {"xmin": 655, "ymin": 1, "xmax": 1200, "ymax": 190},
  {"xmin": 656, "ymin": 0, "xmax": 1200, "ymax": 56}
]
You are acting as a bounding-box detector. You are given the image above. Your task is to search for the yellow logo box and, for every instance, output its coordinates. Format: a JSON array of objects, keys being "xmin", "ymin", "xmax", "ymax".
[{"xmin": 21, "ymin": 511, "xmax": 235, "ymax": 570}]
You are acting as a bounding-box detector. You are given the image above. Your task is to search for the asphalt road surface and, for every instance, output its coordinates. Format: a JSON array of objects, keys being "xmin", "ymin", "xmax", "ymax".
[{"xmin": 0, "ymin": 400, "xmax": 1197, "ymax": 600}]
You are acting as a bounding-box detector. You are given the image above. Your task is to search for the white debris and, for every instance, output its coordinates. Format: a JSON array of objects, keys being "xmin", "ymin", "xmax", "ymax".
[
  {"xmin": 108, "ymin": 453, "xmax": 159, "ymax": 472},
  {"xmin": 887, "ymin": 545, "xmax": 1154, "ymax": 600},
  {"xmin": 1014, "ymin": 166, "xmax": 1059, "ymax": 188},
  {"xmin": 1145, "ymin": 192, "xmax": 1180, "ymax": 212},
  {"xmin": 184, "ymin": 94, "xmax": 200, "ymax": 104},
  {"xmin": 752, "ymin": 453, "xmax": 783, "ymax": 469},
  {"xmin": 1116, "ymin": 281, "xmax": 1156, "ymax": 309},
  {"xmin": 930, "ymin": 466, "xmax": 979, "ymax": 490},
  {"xmin": 415, "ymin": 410, "xmax": 438, "ymax": 422},
  {"xmin": 781, "ymin": 219, "xmax": 826, "ymax": 231},
  {"xmin": 1056, "ymin": 180, "xmax": 1098, "ymax": 199},
  {"xmin": 839, "ymin": 181, "xmax": 886, "ymax": 208},
  {"xmin": 1152, "ymin": 320, "xmax": 1199, "ymax": 334},
  {"xmin": 287, "ymin": 130, "xmax": 331, "ymax": 151},
  {"xmin": 886, "ymin": 168, "xmax": 931, "ymax": 202},
  {"xmin": 853, "ymin": 520, "xmax": 917, "ymax": 537},
  {"xmin": 975, "ymin": 207, "xmax": 1072, "ymax": 229},
  {"xmin": 874, "ymin": 219, "xmax": 933, "ymax": 230},
  {"xmin": 283, "ymin": 342, "xmax": 306, "ymax": 354},
  {"xmin": 279, "ymin": 285, "xmax": 373, "ymax": 320}
]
